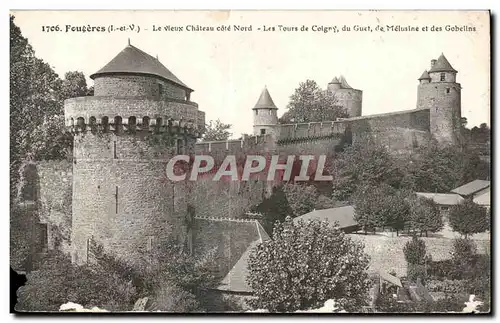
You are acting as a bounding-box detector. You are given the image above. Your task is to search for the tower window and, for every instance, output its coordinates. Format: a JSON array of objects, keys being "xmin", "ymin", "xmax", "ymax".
[
  {"xmin": 158, "ymin": 83, "xmax": 163, "ymax": 98},
  {"xmin": 269, "ymin": 109, "xmax": 272, "ymax": 115},
  {"xmin": 146, "ymin": 236, "xmax": 155, "ymax": 252},
  {"xmin": 37, "ymin": 223, "xmax": 48, "ymax": 253},
  {"xmin": 177, "ymin": 138, "xmax": 185, "ymax": 154},
  {"xmin": 115, "ymin": 186, "xmax": 119, "ymax": 214},
  {"xmin": 440, "ymin": 73, "xmax": 445, "ymax": 81},
  {"xmin": 113, "ymin": 141, "xmax": 117, "ymax": 159},
  {"xmin": 260, "ymin": 129, "xmax": 266, "ymax": 135},
  {"xmin": 446, "ymin": 88, "xmax": 450, "ymax": 94},
  {"xmin": 255, "ymin": 110, "xmax": 258, "ymax": 116}
]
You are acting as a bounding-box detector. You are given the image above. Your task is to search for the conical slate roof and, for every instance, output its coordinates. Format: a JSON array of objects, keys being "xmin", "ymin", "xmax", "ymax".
[
  {"xmin": 329, "ymin": 76, "xmax": 340, "ymax": 84},
  {"xmin": 429, "ymin": 54, "xmax": 457, "ymax": 73},
  {"xmin": 253, "ymin": 87, "xmax": 278, "ymax": 110},
  {"xmin": 418, "ymin": 70, "xmax": 431, "ymax": 80},
  {"xmin": 90, "ymin": 43, "xmax": 192, "ymax": 91},
  {"xmin": 338, "ymin": 75, "xmax": 353, "ymax": 89}
]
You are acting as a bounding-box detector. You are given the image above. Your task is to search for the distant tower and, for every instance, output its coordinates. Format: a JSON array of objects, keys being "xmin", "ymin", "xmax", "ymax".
[
  {"xmin": 327, "ymin": 75, "xmax": 363, "ymax": 117},
  {"xmin": 252, "ymin": 87, "xmax": 279, "ymax": 136},
  {"xmin": 417, "ymin": 54, "xmax": 461, "ymax": 145},
  {"xmin": 65, "ymin": 43, "xmax": 205, "ymax": 265}
]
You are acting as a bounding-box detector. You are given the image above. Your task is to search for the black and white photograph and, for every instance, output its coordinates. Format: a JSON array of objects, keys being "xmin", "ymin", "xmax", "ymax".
[{"xmin": 9, "ymin": 10, "xmax": 491, "ymax": 314}]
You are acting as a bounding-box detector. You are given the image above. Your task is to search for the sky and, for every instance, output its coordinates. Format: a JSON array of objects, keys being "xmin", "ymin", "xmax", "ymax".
[{"xmin": 11, "ymin": 10, "xmax": 490, "ymax": 137}]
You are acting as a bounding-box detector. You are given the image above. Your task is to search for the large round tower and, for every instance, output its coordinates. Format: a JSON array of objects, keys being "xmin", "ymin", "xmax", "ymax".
[
  {"xmin": 416, "ymin": 54, "xmax": 461, "ymax": 145},
  {"xmin": 252, "ymin": 87, "xmax": 279, "ymax": 136},
  {"xmin": 65, "ymin": 43, "xmax": 205, "ymax": 265},
  {"xmin": 326, "ymin": 75, "xmax": 363, "ymax": 118}
]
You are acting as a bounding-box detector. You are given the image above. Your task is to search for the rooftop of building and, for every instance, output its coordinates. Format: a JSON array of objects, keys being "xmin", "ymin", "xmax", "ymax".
[
  {"xmin": 415, "ymin": 192, "xmax": 464, "ymax": 206},
  {"xmin": 253, "ymin": 87, "xmax": 278, "ymax": 110},
  {"xmin": 328, "ymin": 75, "xmax": 355, "ymax": 89},
  {"xmin": 451, "ymin": 179, "xmax": 490, "ymax": 197},
  {"xmin": 90, "ymin": 41, "xmax": 193, "ymax": 91},
  {"xmin": 293, "ymin": 205, "xmax": 358, "ymax": 230},
  {"xmin": 429, "ymin": 53, "xmax": 457, "ymax": 74},
  {"xmin": 418, "ymin": 70, "xmax": 430, "ymax": 80}
]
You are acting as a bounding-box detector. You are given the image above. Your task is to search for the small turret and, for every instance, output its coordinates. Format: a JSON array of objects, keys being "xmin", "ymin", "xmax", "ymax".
[
  {"xmin": 252, "ymin": 87, "xmax": 279, "ymax": 136},
  {"xmin": 326, "ymin": 75, "xmax": 363, "ymax": 117},
  {"xmin": 418, "ymin": 70, "xmax": 431, "ymax": 84},
  {"xmin": 428, "ymin": 53, "xmax": 457, "ymax": 83}
]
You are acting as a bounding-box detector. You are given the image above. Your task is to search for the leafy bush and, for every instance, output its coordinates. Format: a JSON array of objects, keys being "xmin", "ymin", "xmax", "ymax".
[
  {"xmin": 426, "ymin": 279, "xmax": 468, "ymax": 294},
  {"xmin": 15, "ymin": 250, "xmax": 137, "ymax": 312},
  {"xmin": 403, "ymin": 236, "xmax": 427, "ymax": 265},
  {"xmin": 449, "ymin": 200, "xmax": 489, "ymax": 237},
  {"xmin": 148, "ymin": 282, "xmax": 201, "ymax": 312},
  {"xmin": 247, "ymin": 217, "xmax": 372, "ymax": 312}
]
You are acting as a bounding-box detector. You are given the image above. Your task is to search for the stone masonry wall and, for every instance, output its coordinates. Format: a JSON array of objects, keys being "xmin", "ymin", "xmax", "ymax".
[
  {"xmin": 71, "ymin": 131, "xmax": 196, "ymax": 266},
  {"xmin": 65, "ymin": 97, "xmax": 204, "ymax": 131},
  {"xmin": 94, "ymin": 75, "xmax": 187, "ymax": 100},
  {"xmin": 37, "ymin": 160, "xmax": 73, "ymax": 253}
]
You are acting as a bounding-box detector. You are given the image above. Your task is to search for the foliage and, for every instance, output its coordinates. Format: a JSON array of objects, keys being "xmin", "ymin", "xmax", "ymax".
[
  {"xmin": 403, "ymin": 236, "xmax": 427, "ymax": 265},
  {"xmin": 148, "ymin": 282, "xmax": 201, "ymax": 312},
  {"xmin": 449, "ymin": 200, "xmax": 489, "ymax": 237},
  {"xmin": 252, "ymin": 185, "xmax": 292, "ymax": 234},
  {"xmin": 15, "ymin": 250, "xmax": 137, "ymax": 312},
  {"xmin": 30, "ymin": 115, "xmax": 74, "ymax": 161},
  {"xmin": 375, "ymin": 292, "xmax": 466, "ymax": 313},
  {"xmin": 202, "ymin": 119, "xmax": 232, "ymax": 141},
  {"xmin": 282, "ymin": 183, "xmax": 318, "ymax": 217},
  {"xmin": 404, "ymin": 142, "xmax": 490, "ymax": 192},
  {"xmin": 331, "ymin": 137, "xmax": 404, "ymax": 201},
  {"xmin": 60, "ymin": 71, "xmax": 91, "ymax": 100},
  {"xmin": 135, "ymin": 237, "xmax": 219, "ymax": 312},
  {"xmin": 279, "ymin": 80, "xmax": 348, "ymax": 123},
  {"xmin": 426, "ymin": 279, "xmax": 468, "ymax": 294},
  {"xmin": 247, "ymin": 217, "xmax": 371, "ymax": 312},
  {"xmin": 314, "ymin": 195, "xmax": 342, "ymax": 210},
  {"xmin": 407, "ymin": 196, "xmax": 443, "ymax": 236},
  {"xmin": 352, "ymin": 184, "xmax": 409, "ymax": 233}
]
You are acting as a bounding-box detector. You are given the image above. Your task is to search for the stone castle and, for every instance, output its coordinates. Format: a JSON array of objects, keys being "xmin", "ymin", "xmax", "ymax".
[{"xmin": 26, "ymin": 44, "xmax": 462, "ymax": 299}]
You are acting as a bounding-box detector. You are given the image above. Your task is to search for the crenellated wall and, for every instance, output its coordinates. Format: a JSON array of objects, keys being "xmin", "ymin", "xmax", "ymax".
[{"xmin": 65, "ymin": 96, "xmax": 205, "ymax": 136}]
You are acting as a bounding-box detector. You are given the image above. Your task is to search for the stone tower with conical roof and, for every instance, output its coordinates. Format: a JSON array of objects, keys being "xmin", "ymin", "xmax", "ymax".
[
  {"xmin": 252, "ymin": 87, "xmax": 279, "ymax": 136},
  {"xmin": 65, "ymin": 42, "xmax": 205, "ymax": 265},
  {"xmin": 416, "ymin": 53, "xmax": 461, "ymax": 145},
  {"xmin": 326, "ymin": 75, "xmax": 363, "ymax": 117}
]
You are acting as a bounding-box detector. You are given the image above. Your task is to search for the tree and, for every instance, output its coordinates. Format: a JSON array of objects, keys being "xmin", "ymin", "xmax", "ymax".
[
  {"xmin": 202, "ymin": 119, "xmax": 232, "ymax": 141},
  {"xmin": 279, "ymin": 80, "xmax": 348, "ymax": 123},
  {"xmin": 247, "ymin": 217, "xmax": 371, "ymax": 312},
  {"xmin": 407, "ymin": 196, "xmax": 443, "ymax": 237},
  {"xmin": 403, "ymin": 236, "xmax": 430, "ymax": 283},
  {"xmin": 16, "ymin": 249, "xmax": 137, "ymax": 312},
  {"xmin": 449, "ymin": 200, "xmax": 489, "ymax": 238},
  {"xmin": 352, "ymin": 184, "xmax": 409, "ymax": 234},
  {"xmin": 404, "ymin": 142, "xmax": 490, "ymax": 192},
  {"xmin": 252, "ymin": 185, "xmax": 292, "ymax": 235},
  {"xmin": 331, "ymin": 137, "xmax": 404, "ymax": 201},
  {"xmin": 30, "ymin": 115, "xmax": 73, "ymax": 161},
  {"xmin": 282, "ymin": 183, "xmax": 318, "ymax": 217},
  {"xmin": 60, "ymin": 71, "xmax": 91, "ymax": 100}
]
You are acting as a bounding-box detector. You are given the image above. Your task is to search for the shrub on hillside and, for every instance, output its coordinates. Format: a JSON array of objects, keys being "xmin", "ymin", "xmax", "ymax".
[
  {"xmin": 449, "ymin": 200, "xmax": 489, "ymax": 237},
  {"xmin": 247, "ymin": 217, "xmax": 372, "ymax": 312},
  {"xmin": 15, "ymin": 250, "xmax": 137, "ymax": 312}
]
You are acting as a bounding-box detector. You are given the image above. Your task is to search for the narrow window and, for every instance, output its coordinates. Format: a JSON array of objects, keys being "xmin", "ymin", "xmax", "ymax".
[
  {"xmin": 446, "ymin": 88, "xmax": 450, "ymax": 94},
  {"xmin": 146, "ymin": 236, "xmax": 155, "ymax": 252},
  {"xmin": 177, "ymin": 138, "xmax": 185, "ymax": 154},
  {"xmin": 440, "ymin": 73, "xmax": 445, "ymax": 81},
  {"xmin": 255, "ymin": 110, "xmax": 258, "ymax": 116},
  {"xmin": 37, "ymin": 223, "xmax": 48, "ymax": 253},
  {"xmin": 260, "ymin": 129, "xmax": 266, "ymax": 135},
  {"xmin": 269, "ymin": 109, "xmax": 272, "ymax": 115},
  {"xmin": 115, "ymin": 186, "xmax": 119, "ymax": 214},
  {"xmin": 113, "ymin": 141, "xmax": 117, "ymax": 159},
  {"xmin": 158, "ymin": 83, "xmax": 163, "ymax": 98}
]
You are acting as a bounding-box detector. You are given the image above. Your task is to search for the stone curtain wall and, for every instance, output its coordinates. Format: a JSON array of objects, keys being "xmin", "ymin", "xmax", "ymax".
[
  {"xmin": 349, "ymin": 234, "xmax": 490, "ymax": 276},
  {"xmin": 37, "ymin": 160, "xmax": 73, "ymax": 253}
]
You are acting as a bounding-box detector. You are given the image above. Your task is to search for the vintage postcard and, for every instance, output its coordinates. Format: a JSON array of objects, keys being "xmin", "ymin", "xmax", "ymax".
[{"xmin": 10, "ymin": 10, "xmax": 491, "ymax": 313}]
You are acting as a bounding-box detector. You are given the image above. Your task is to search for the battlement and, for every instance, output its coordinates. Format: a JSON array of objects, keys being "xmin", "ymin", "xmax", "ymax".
[
  {"xmin": 194, "ymin": 215, "xmax": 259, "ymax": 223},
  {"xmin": 277, "ymin": 121, "xmax": 347, "ymax": 140},
  {"xmin": 64, "ymin": 96, "xmax": 205, "ymax": 137}
]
